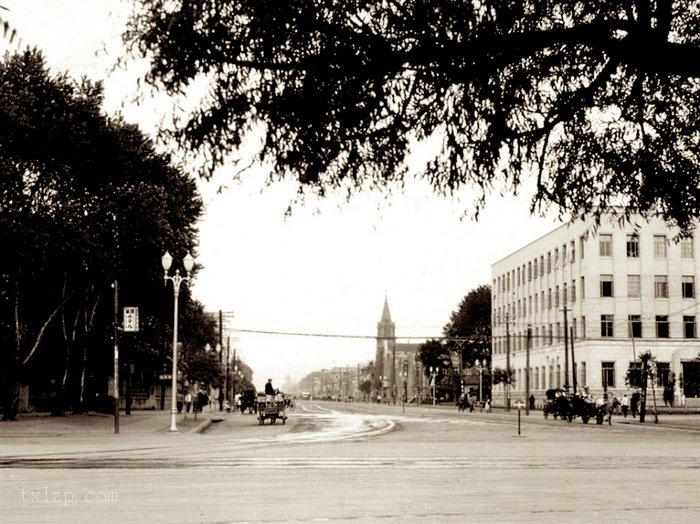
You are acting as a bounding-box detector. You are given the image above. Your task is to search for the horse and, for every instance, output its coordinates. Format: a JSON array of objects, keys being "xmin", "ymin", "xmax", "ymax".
[{"xmin": 595, "ymin": 395, "xmax": 620, "ymax": 425}]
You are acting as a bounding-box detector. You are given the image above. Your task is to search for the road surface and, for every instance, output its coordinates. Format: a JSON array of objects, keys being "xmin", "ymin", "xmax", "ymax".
[{"xmin": 2, "ymin": 401, "xmax": 699, "ymax": 523}]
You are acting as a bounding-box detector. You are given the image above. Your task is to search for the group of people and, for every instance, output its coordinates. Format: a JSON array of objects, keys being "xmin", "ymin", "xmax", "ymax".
[
  {"xmin": 457, "ymin": 392, "xmax": 491, "ymax": 413},
  {"xmin": 619, "ymin": 391, "xmax": 642, "ymax": 418},
  {"xmin": 176, "ymin": 388, "xmax": 210, "ymax": 415}
]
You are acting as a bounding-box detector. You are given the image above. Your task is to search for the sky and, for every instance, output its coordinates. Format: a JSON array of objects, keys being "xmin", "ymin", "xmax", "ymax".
[{"xmin": 3, "ymin": 1, "xmax": 564, "ymax": 389}]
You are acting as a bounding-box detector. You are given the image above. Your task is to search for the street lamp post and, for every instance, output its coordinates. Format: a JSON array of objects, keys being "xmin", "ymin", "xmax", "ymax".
[
  {"xmin": 430, "ymin": 366, "xmax": 439, "ymax": 406},
  {"xmin": 162, "ymin": 251, "xmax": 194, "ymax": 432},
  {"xmin": 476, "ymin": 359, "xmax": 484, "ymax": 404}
]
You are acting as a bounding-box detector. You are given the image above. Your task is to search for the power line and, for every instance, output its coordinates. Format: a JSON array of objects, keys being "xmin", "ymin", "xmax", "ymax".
[{"xmin": 231, "ymin": 327, "xmax": 474, "ymax": 342}]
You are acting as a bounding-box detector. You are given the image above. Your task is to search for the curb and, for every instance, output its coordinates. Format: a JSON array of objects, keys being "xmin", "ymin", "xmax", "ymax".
[{"xmin": 186, "ymin": 418, "xmax": 213, "ymax": 434}]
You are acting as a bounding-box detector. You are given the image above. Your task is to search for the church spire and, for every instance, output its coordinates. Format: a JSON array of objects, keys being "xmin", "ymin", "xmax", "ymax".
[{"xmin": 380, "ymin": 294, "xmax": 392, "ymax": 323}]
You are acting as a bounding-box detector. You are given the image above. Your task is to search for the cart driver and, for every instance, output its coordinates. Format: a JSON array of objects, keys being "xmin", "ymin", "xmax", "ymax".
[{"xmin": 265, "ymin": 378, "xmax": 275, "ymax": 400}]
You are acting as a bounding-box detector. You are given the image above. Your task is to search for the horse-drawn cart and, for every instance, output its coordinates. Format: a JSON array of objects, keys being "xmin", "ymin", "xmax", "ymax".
[
  {"xmin": 257, "ymin": 398, "xmax": 287, "ymax": 425},
  {"xmin": 543, "ymin": 388, "xmax": 616, "ymax": 424}
]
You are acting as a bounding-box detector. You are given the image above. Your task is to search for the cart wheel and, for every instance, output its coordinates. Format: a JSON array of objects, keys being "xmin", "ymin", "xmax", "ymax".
[{"xmin": 271, "ymin": 417, "xmax": 276, "ymax": 424}]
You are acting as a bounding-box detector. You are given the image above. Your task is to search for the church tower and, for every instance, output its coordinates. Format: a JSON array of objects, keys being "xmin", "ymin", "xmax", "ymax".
[{"xmin": 375, "ymin": 295, "xmax": 396, "ymax": 384}]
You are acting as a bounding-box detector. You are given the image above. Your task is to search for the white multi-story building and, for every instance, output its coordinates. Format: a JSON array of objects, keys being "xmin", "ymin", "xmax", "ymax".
[{"xmin": 491, "ymin": 214, "xmax": 700, "ymax": 407}]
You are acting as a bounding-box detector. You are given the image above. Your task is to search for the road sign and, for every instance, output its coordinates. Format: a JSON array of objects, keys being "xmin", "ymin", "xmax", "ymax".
[
  {"xmin": 514, "ymin": 401, "xmax": 525, "ymax": 409},
  {"xmin": 123, "ymin": 307, "xmax": 139, "ymax": 332}
]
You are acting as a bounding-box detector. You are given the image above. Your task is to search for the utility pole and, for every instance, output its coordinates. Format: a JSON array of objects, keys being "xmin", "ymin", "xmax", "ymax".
[
  {"xmin": 112, "ymin": 280, "xmax": 120, "ymax": 435},
  {"xmin": 391, "ymin": 341, "xmax": 396, "ymax": 405},
  {"xmin": 218, "ymin": 310, "xmax": 223, "ymax": 411},
  {"xmin": 570, "ymin": 327, "xmax": 577, "ymax": 394},
  {"xmin": 562, "ymin": 308, "xmax": 569, "ymax": 391},
  {"xmin": 225, "ymin": 336, "xmax": 230, "ymax": 404},
  {"xmin": 526, "ymin": 325, "xmax": 531, "ymax": 416},
  {"xmin": 505, "ymin": 312, "xmax": 511, "ymax": 411}
]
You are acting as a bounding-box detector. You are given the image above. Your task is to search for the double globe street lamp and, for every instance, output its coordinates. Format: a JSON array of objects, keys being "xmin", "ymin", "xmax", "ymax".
[
  {"xmin": 162, "ymin": 251, "xmax": 194, "ymax": 432},
  {"xmin": 429, "ymin": 366, "xmax": 439, "ymax": 406}
]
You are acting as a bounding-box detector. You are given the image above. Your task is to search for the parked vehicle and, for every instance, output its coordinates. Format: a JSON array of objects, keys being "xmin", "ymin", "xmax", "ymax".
[{"xmin": 239, "ymin": 389, "xmax": 257, "ymax": 414}]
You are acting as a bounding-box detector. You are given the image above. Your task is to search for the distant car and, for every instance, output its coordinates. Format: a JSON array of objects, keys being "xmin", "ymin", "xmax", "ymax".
[{"xmin": 300, "ymin": 391, "xmax": 311, "ymax": 400}]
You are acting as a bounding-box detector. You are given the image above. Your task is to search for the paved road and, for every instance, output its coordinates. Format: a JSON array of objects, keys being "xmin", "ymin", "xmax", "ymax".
[{"xmin": 2, "ymin": 402, "xmax": 700, "ymax": 523}]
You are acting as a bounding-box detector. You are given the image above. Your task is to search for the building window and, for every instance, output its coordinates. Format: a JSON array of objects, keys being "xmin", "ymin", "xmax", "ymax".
[
  {"xmin": 571, "ymin": 281, "xmax": 576, "ymax": 302},
  {"xmin": 540, "ymin": 256, "xmax": 544, "ymax": 276},
  {"xmin": 533, "ymin": 260, "xmax": 537, "ymax": 279},
  {"xmin": 656, "ymin": 362, "xmax": 671, "ymax": 387},
  {"xmin": 684, "ymin": 316, "xmax": 696, "ymax": 338},
  {"xmin": 601, "ymin": 315, "xmax": 614, "ymax": 337},
  {"xmin": 601, "ymin": 361, "xmax": 615, "ymax": 389},
  {"xmin": 654, "ymin": 275, "xmax": 669, "ymax": 298},
  {"xmin": 556, "ymin": 364, "xmax": 561, "ymax": 388},
  {"xmin": 554, "ymin": 248, "xmax": 559, "ymax": 267},
  {"xmin": 547, "ymin": 289, "xmax": 552, "ymax": 309},
  {"xmin": 626, "ymin": 234, "xmax": 639, "ymax": 257},
  {"xmin": 580, "ymin": 277, "xmax": 585, "ymax": 299},
  {"xmin": 580, "ymin": 235, "xmax": 585, "ymax": 259},
  {"xmin": 555, "ymin": 286, "xmax": 560, "ymax": 308},
  {"xmin": 681, "ymin": 236, "xmax": 694, "ymax": 258},
  {"xmin": 656, "ymin": 315, "xmax": 669, "ymax": 338},
  {"xmin": 563, "ymin": 282, "xmax": 568, "ymax": 303},
  {"xmin": 579, "ymin": 361, "xmax": 587, "ymax": 388},
  {"xmin": 582, "ymin": 316, "xmax": 586, "ymax": 338},
  {"xmin": 627, "ymin": 275, "xmax": 641, "ymax": 298},
  {"xmin": 570, "ymin": 240, "xmax": 575, "ymax": 263},
  {"xmin": 682, "ymin": 276, "xmax": 695, "ymax": 299},
  {"xmin": 628, "ymin": 315, "xmax": 642, "ymax": 338},
  {"xmin": 562, "ymin": 245, "xmax": 567, "ymax": 266},
  {"xmin": 547, "ymin": 252, "xmax": 551, "ymax": 273},
  {"xmin": 600, "ymin": 274, "xmax": 614, "ymax": 297},
  {"xmin": 654, "ymin": 235, "xmax": 667, "ymax": 258},
  {"xmin": 599, "ymin": 234, "xmax": 612, "ymax": 257}
]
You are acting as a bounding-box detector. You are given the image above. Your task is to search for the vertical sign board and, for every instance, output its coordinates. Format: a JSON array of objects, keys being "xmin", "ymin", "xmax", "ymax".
[{"xmin": 123, "ymin": 307, "xmax": 139, "ymax": 332}]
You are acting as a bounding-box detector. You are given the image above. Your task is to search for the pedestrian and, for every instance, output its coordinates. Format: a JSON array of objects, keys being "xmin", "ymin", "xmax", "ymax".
[
  {"xmin": 621, "ymin": 394, "xmax": 629, "ymax": 418},
  {"xmin": 177, "ymin": 392, "xmax": 184, "ymax": 414},
  {"xmin": 529, "ymin": 394, "xmax": 536, "ymax": 410},
  {"xmin": 196, "ymin": 389, "xmax": 208, "ymax": 414},
  {"xmin": 484, "ymin": 396, "xmax": 491, "ymax": 413},
  {"xmin": 185, "ymin": 392, "xmax": 192, "ymax": 413},
  {"xmin": 630, "ymin": 391, "xmax": 640, "ymax": 418}
]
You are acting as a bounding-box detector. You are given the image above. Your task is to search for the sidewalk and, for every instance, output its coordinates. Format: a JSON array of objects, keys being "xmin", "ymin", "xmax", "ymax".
[{"xmin": 0, "ymin": 409, "xmax": 218, "ymax": 438}]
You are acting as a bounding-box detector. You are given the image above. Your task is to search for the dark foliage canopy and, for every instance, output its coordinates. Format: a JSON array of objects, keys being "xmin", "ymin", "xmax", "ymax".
[
  {"xmin": 443, "ymin": 284, "xmax": 491, "ymax": 366},
  {"xmin": 125, "ymin": 0, "xmax": 700, "ymax": 231},
  {"xmin": 0, "ymin": 49, "xmax": 204, "ymax": 415}
]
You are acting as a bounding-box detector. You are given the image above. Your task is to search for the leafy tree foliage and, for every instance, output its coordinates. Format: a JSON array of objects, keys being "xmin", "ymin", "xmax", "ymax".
[
  {"xmin": 443, "ymin": 284, "xmax": 491, "ymax": 367},
  {"xmin": 492, "ymin": 367, "xmax": 514, "ymax": 387},
  {"xmin": 0, "ymin": 50, "xmax": 202, "ymax": 418},
  {"xmin": 125, "ymin": 1, "xmax": 700, "ymax": 230}
]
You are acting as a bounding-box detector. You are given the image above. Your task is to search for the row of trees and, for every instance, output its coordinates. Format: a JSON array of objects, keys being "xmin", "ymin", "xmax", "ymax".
[{"xmin": 0, "ymin": 49, "xmax": 247, "ymax": 419}]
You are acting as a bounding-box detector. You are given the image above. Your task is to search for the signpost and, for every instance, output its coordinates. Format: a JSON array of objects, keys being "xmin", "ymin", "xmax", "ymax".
[
  {"xmin": 514, "ymin": 400, "xmax": 525, "ymax": 436},
  {"xmin": 122, "ymin": 307, "xmax": 139, "ymax": 332}
]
